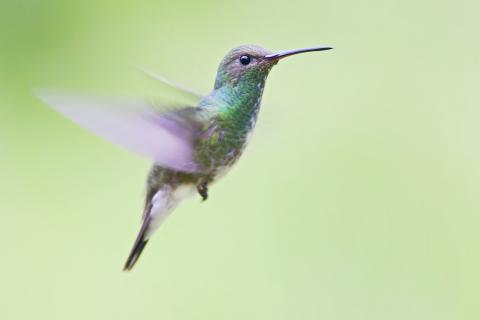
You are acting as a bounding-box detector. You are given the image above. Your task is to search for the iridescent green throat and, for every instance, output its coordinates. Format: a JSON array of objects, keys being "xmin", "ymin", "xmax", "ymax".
[{"xmin": 202, "ymin": 79, "xmax": 266, "ymax": 137}]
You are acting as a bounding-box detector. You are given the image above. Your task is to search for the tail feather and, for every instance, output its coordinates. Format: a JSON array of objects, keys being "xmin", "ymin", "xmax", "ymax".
[
  {"xmin": 123, "ymin": 185, "xmax": 177, "ymax": 271},
  {"xmin": 123, "ymin": 217, "xmax": 151, "ymax": 271}
]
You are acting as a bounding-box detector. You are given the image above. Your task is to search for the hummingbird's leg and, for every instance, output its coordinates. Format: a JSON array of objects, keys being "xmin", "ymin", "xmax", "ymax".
[{"xmin": 197, "ymin": 181, "xmax": 209, "ymax": 201}]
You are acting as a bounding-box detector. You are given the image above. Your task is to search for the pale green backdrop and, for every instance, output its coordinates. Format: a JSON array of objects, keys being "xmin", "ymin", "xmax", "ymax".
[{"xmin": 1, "ymin": 0, "xmax": 479, "ymax": 319}]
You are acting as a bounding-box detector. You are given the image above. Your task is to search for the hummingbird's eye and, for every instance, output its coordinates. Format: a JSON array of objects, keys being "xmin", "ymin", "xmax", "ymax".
[{"xmin": 239, "ymin": 55, "xmax": 251, "ymax": 66}]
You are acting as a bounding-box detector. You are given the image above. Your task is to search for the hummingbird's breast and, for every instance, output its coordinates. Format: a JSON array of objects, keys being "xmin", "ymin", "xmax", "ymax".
[
  {"xmin": 195, "ymin": 118, "xmax": 248, "ymax": 173},
  {"xmin": 195, "ymin": 86, "xmax": 264, "ymax": 175}
]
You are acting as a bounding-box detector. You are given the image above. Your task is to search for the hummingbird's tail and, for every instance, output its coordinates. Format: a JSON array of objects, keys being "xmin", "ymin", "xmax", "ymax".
[
  {"xmin": 123, "ymin": 185, "xmax": 179, "ymax": 271},
  {"xmin": 123, "ymin": 217, "xmax": 151, "ymax": 271}
]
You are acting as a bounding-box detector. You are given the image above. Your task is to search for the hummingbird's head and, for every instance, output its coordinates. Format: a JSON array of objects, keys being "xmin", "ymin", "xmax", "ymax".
[
  {"xmin": 214, "ymin": 45, "xmax": 276, "ymax": 90},
  {"xmin": 213, "ymin": 44, "xmax": 333, "ymax": 90}
]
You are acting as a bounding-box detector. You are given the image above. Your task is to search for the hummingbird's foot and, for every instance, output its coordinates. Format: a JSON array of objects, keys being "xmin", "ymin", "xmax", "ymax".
[{"xmin": 197, "ymin": 182, "xmax": 208, "ymax": 201}]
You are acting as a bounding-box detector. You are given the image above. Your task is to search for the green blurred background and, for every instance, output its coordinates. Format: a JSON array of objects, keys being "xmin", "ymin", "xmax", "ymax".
[{"xmin": 1, "ymin": 0, "xmax": 479, "ymax": 319}]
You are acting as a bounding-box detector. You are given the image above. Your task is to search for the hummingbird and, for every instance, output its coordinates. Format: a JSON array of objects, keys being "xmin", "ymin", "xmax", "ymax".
[{"xmin": 38, "ymin": 44, "xmax": 333, "ymax": 271}]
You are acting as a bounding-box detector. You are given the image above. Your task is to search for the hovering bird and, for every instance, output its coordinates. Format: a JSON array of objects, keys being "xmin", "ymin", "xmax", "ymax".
[{"xmin": 38, "ymin": 44, "xmax": 333, "ymax": 270}]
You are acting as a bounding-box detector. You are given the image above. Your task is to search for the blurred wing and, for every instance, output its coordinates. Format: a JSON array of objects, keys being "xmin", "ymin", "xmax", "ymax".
[
  {"xmin": 37, "ymin": 92, "xmax": 202, "ymax": 173},
  {"xmin": 136, "ymin": 66, "xmax": 204, "ymax": 102}
]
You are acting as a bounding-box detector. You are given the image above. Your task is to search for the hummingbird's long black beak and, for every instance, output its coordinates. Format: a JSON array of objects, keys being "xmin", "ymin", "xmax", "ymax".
[{"xmin": 264, "ymin": 46, "xmax": 333, "ymax": 60}]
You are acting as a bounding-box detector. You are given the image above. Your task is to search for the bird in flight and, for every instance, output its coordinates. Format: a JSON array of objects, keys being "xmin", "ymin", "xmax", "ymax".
[{"xmin": 38, "ymin": 44, "xmax": 333, "ymax": 270}]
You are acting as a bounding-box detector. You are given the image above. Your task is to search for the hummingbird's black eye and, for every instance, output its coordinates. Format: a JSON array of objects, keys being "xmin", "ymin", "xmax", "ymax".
[{"xmin": 239, "ymin": 55, "xmax": 251, "ymax": 66}]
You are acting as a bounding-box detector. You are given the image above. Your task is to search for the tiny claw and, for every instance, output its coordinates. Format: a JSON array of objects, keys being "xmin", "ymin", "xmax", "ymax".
[{"xmin": 197, "ymin": 182, "xmax": 208, "ymax": 201}]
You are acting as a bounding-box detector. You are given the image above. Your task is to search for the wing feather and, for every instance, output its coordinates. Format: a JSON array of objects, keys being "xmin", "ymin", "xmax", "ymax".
[{"xmin": 37, "ymin": 92, "xmax": 201, "ymax": 172}]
